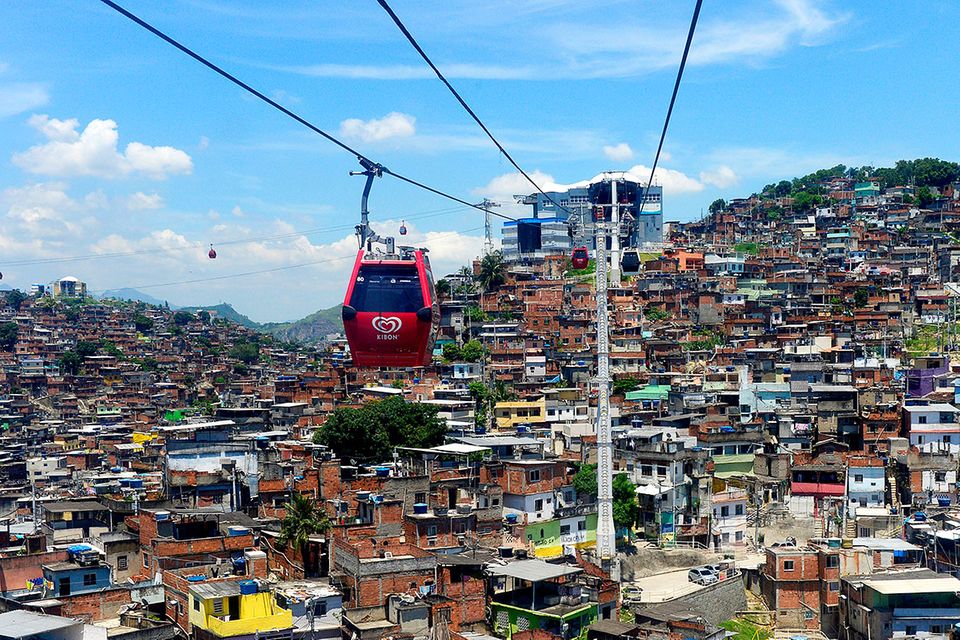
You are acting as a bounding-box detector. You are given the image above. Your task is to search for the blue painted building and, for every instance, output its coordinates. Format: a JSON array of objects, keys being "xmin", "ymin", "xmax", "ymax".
[{"xmin": 43, "ymin": 559, "xmax": 112, "ymax": 597}]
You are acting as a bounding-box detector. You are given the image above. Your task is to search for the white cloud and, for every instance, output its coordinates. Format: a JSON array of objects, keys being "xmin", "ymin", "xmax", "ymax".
[
  {"xmin": 339, "ymin": 112, "xmax": 416, "ymax": 143},
  {"xmin": 699, "ymin": 165, "xmax": 740, "ymax": 189},
  {"xmin": 198, "ymin": 136, "xmax": 210, "ymax": 150},
  {"xmin": 266, "ymin": 62, "xmax": 536, "ymax": 81},
  {"xmin": 0, "ymin": 83, "xmax": 49, "ymax": 118},
  {"xmin": 126, "ymin": 192, "xmax": 165, "ymax": 210},
  {"xmin": 1, "ymin": 182, "xmax": 81, "ymax": 237},
  {"xmin": 231, "ymin": 206, "xmax": 246, "ymax": 218},
  {"xmin": 13, "ymin": 115, "xmax": 193, "ymax": 179},
  {"xmin": 603, "ymin": 143, "xmax": 634, "ymax": 163}
]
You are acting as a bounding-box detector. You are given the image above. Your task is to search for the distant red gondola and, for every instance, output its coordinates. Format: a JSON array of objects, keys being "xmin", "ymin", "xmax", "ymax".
[
  {"xmin": 399, "ymin": 220, "xmax": 407, "ymax": 236},
  {"xmin": 342, "ymin": 246, "xmax": 439, "ymax": 368},
  {"xmin": 208, "ymin": 244, "xmax": 217, "ymax": 259},
  {"xmin": 571, "ymin": 246, "xmax": 589, "ymax": 270}
]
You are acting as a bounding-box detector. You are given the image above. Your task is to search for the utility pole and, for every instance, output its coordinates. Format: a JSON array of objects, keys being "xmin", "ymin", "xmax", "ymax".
[{"xmin": 595, "ymin": 191, "xmax": 616, "ymax": 568}]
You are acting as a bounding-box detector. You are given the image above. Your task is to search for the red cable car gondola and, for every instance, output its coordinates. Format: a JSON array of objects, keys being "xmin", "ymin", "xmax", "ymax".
[
  {"xmin": 342, "ymin": 246, "xmax": 439, "ymax": 368},
  {"xmin": 399, "ymin": 220, "xmax": 407, "ymax": 236},
  {"xmin": 208, "ymin": 244, "xmax": 217, "ymax": 259},
  {"xmin": 571, "ymin": 246, "xmax": 589, "ymax": 270}
]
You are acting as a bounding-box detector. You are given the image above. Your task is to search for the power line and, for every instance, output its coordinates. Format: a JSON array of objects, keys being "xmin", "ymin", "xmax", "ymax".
[
  {"xmin": 0, "ymin": 205, "xmax": 467, "ymax": 268},
  {"xmin": 636, "ymin": 0, "xmax": 703, "ymax": 218},
  {"xmin": 376, "ymin": 0, "xmax": 572, "ymax": 216},
  {"xmin": 89, "ymin": 225, "xmax": 484, "ymax": 293},
  {"xmin": 95, "ymin": 0, "xmax": 516, "ymax": 222}
]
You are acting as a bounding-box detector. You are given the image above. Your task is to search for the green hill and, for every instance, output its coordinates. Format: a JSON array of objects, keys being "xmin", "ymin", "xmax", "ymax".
[
  {"xmin": 181, "ymin": 303, "xmax": 259, "ymax": 329},
  {"xmin": 259, "ymin": 305, "xmax": 343, "ymax": 343}
]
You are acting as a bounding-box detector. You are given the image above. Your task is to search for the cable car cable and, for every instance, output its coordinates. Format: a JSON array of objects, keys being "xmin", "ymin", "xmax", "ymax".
[
  {"xmin": 86, "ymin": 225, "xmax": 484, "ymax": 293},
  {"xmin": 95, "ymin": 0, "xmax": 517, "ymax": 222},
  {"xmin": 376, "ymin": 0, "xmax": 573, "ymax": 217},
  {"xmin": 0, "ymin": 205, "xmax": 468, "ymax": 268},
  {"xmin": 635, "ymin": 0, "xmax": 703, "ymax": 219}
]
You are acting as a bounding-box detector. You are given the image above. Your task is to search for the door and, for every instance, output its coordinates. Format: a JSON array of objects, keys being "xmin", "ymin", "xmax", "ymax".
[{"xmin": 59, "ymin": 576, "xmax": 70, "ymax": 596}]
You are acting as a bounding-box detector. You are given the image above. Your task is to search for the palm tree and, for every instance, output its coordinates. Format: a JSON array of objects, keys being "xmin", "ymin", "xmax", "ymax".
[
  {"xmin": 435, "ymin": 278, "xmax": 451, "ymax": 301},
  {"xmin": 278, "ymin": 492, "xmax": 331, "ymax": 573},
  {"xmin": 477, "ymin": 251, "xmax": 506, "ymax": 291}
]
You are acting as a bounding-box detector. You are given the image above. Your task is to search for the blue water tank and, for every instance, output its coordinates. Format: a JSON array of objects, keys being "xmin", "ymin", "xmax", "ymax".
[
  {"xmin": 413, "ymin": 503, "xmax": 429, "ymax": 514},
  {"xmin": 375, "ymin": 467, "xmax": 390, "ymax": 477},
  {"xmin": 239, "ymin": 580, "xmax": 257, "ymax": 595},
  {"xmin": 505, "ymin": 513, "xmax": 519, "ymax": 524},
  {"xmin": 187, "ymin": 575, "xmax": 205, "ymax": 582}
]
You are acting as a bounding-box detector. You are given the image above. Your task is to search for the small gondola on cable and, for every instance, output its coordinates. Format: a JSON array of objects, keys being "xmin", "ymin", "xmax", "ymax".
[
  {"xmin": 208, "ymin": 244, "xmax": 217, "ymax": 259},
  {"xmin": 620, "ymin": 248, "xmax": 641, "ymax": 276},
  {"xmin": 342, "ymin": 160, "xmax": 439, "ymax": 368},
  {"xmin": 571, "ymin": 246, "xmax": 589, "ymax": 270}
]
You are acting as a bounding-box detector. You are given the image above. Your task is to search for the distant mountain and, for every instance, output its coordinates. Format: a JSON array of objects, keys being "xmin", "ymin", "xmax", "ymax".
[
  {"xmin": 100, "ymin": 288, "xmax": 178, "ymax": 308},
  {"xmin": 181, "ymin": 303, "xmax": 259, "ymax": 329},
  {"xmin": 0, "ymin": 284, "xmax": 11, "ymax": 292},
  {"xmin": 260, "ymin": 305, "xmax": 343, "ymax": 343}
]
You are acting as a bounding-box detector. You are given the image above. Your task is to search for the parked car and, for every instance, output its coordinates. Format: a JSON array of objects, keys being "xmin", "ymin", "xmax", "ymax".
[
  {"xmin": 687, "ymin": 568, "xmax": 718, "ymax": 585},
  {"xmin": 621, "ymin": 585, "xmax": 643, "ymax": 604}
]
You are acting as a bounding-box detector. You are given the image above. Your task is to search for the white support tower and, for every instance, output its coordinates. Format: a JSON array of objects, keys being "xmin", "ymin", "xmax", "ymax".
[
  {"xmin": 594, "ymin": 185, "xmax": 616, "ymax": 562},
  {"xmin": 481, "ymin": 199, "xmax": 499, "ymax": 256}
]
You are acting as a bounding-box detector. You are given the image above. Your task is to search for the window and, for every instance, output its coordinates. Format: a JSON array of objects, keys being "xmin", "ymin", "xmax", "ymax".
[
  {"xmin": 945, "ymin": 435, "xmax": 953, "ymax": 444},
  {"xmin": 578, "ymin": 520, "xmax": 587, "ymax": 531},
  {"xmin": 453, "ymin": 520, "xmax": 466, "ymax": 534},
  {"xmin": 736, "ymin": 531, "xmax": 743, "ymax": 541},
  {"xmin": 415, "ymin": 492, "xmax": 427, "ymax": 504},
  {"xmin": 918, "ymin": 416, "xmax": 927, "ymax": 424},
  {"xmin": 735, "ymin": 504, "xmax": 744, "ymax": 516},
  {"xmin": 826, "ymin": 555, "xmax": 839, "ymax": 568},
  {"xmin": 783, "ymin": 560, "xmax": 795, "ymax": 571},
  {"xmin": 529, "ymin": 470, "xmax": 541, "ymax": 482},
  {"xmin": 936, "ymin": 471, "xmax": 947, "ymax": 482},
  {"xmin": 426, "ymin": 525, "xmax": 438, "ymax": 537},
  {"xmin": 492, "ymin": 498, "xmax": 500, "ymax": 506},
  {"xmin": 212, "ymin": 599, "xmax": 224, "ymax": 615},
  {"xmin": 560, "ymin": 524, "xmax": 571, "ymax": 535},
  {"xmin": 117, "ymin": 555, "xmax": 127, "ymax": 571},
  {"xmin": 720, "ymin": 506, "xmax": 730, "ymax": 517},
  {"xmin": 193, "ymin": 598, "xmax": 200, "ymax": 612},
  {"xmin": 854, "ymin": 474, "xmax": 863, "ymax": 483},
  {"xmin": 143, "ymin": 553, "xmax": 150, "ymax": 568},
  {"xmin": 349, "ymin": 265, "xmax": 423, "ymax": 313},
  {"xmin": 534, "ymin": 499, "xmax": 544, "ymax": 511},
  {"xmin": 641, "ymin": 465, "xmax": 652, "ymax": 476},
  {"xmin": 83, "ymin": 573, "xmax": 97, "ymax": 586},
  {"xmin": 829, "ymin": 582, "xmax": 839, "ymax": 592}
]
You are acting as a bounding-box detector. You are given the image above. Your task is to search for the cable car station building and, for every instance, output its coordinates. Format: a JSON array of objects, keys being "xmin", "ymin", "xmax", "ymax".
[{"xmin": 501, "ymin": 176, "xmax": 663, "ymax": 263}]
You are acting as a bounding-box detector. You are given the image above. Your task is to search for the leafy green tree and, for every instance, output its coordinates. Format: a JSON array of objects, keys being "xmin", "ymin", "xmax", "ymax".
[
  {"xmin": 791, "ymin": 191, "xmax": 822, "ymax": 212},
  {"xmin": 0, "ymin": 322, "xmax": 18, "ymax": 352},
  {"xmin": 460, "ymin": 340, "xmax": 484, "ymax": 362},
  {"xmin": 132, "ymin": 313, "xmax": 154, "ymax": 332},
  {"xmin": 173, "ymin": 311, "xmax": 194, "ymax": 326},
  {"xmin": 59, "ymin": 351, "xmax": 82, "ymax": 375},
  {"xmin": 773, "ymin": 180, "xmax": 792, "ymax": 198},
  {"xmin": 196, "ymin": 310, "xmax": 211, "ymax": 325},
  {"xmin": 854, "ymin": 288, "xmax": 870, "ymax": 308},
  {"xmin": 442, "ymin": 343, "xmax": 462, "ymax": 362},
  {"xmin": 612, "ymin": 473, "xmax": 639, "ymax": 531},
  {"xmin": 917, "ymin": 186, "xmax": 935, "ymax": 207},
  {"xmin": 278, "ymin": 492, "xmax": 331, "ymax": 566},
  {"xmin": 708, "ymin": 198, "xmax": 726, "ymax": 215},
  {"xmin": 230, "ymin": 340, "xmax": 260, "ymax": 364},
  {"xmin": 4, "ymin": 290, "xmax": 28, "ymax": 311},
  {"xmin": 101, "ymin": 341, "xmax": 124, "ymax": 359},
  {"xmin": 313, "ymin": 396, "xmax": 447, "ymax": 462},
  {"xmin": 468, "ymin": 381, "xmax": 488, "ymax": 429},
  {"xmin": 573, "ymin": 463, "xmax": 598, "ymax": 499},
  {"xmin": 612, "ymin": 378, "xmax": 640, "ymax": 396},
  {"xmin": 75, "ymin": 341, "xmax": 100, "ymax": 358},
  {"xmin": 477, "ymin": 250, "xmax": 506, "ymax": 291}
]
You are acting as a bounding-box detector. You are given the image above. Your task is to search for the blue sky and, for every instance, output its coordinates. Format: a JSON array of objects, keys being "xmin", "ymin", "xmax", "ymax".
[{"xmin": 1, "ymin": 0, "xmax": 958, "ymax": 321}]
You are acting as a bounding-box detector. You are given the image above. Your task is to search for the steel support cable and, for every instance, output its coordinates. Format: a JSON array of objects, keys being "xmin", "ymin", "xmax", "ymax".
[
  {"xmin": 376, "ymin": 0, "xmax": 572, "ymax": 216},
  {"xmin": 96, "ymin": 0, "xmax": 516, "ymax": 222},
  {"xmin": 636, "ymin": 0, "xmax": 704, "ymax": 218}
]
